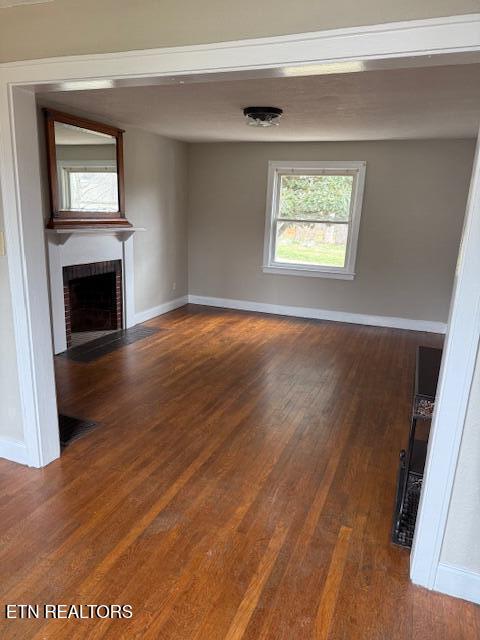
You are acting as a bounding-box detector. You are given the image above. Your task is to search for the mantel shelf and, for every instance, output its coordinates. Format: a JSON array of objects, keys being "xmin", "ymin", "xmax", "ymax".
[{"xmin": 45, "ymin": 227, "xmax": 145, "ymax": 245}]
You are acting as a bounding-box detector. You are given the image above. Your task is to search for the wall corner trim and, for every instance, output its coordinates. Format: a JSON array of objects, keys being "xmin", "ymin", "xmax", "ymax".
[
  {"xmin": 187, "ymin": 295, "xmax": 447, "ymax": 333},
  {"xmin": 434, "ymin": 562, "xmax": 480, "ymax": 605},
  {"xmin": 0, "ymin": 437, "xmax": 29, "ymax": 466},
  {"xmin": 134, "ymin": 295, "xmax": 188, "ymax": 324}
]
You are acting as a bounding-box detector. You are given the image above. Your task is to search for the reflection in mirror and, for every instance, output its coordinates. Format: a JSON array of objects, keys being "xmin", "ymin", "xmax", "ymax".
[{"xmin": 54, "ymin": 121, "xmax": 119, "ymax": 213}]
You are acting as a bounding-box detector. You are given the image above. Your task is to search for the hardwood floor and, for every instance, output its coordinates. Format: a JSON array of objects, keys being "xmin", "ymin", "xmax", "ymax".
[{"xmin": 0, "ymin": 305, "xmax": 478, "ymax": 639}]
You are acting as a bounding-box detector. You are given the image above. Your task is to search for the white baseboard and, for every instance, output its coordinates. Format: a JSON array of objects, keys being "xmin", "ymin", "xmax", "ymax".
[
  {"xmin": 134, "ymin": 295, "xmax": 188, "ymax": 325},
  {"xmin": 0, "ymin": 437, "xmax": 28, "ymax": 466},
  {"xmin": 435, "ymin": 562, "xmax": 480, "ymax": 604},
  {"xmin": 188, "ymin": 295, "xmax": 447, "ymax": 334}
]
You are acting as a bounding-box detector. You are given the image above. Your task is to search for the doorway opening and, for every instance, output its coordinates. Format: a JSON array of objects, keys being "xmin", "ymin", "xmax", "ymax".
[{"xmin": 2, "ymin": 18, "xmax": 480, "ymax": 599}]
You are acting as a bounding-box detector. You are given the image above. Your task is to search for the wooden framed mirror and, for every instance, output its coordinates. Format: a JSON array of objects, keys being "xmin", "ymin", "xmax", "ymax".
[{"xmin": 44, "ymin": 109, "xmax": 131, "ymax": 228}]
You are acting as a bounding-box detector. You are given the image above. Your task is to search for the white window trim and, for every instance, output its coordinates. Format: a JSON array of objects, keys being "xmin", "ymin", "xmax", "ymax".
[
  {"xmin": 57, "ymin": 159, "xmax": 117, "ymax": 210},
  {"xmin": 263, "ymin": 160, "xmax": 366, "ymax": 279}
]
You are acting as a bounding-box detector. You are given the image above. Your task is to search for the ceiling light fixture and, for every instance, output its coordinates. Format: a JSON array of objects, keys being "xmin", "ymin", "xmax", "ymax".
[
  {"xmin": 243, "ymin": 106, "xmax": 283, "ymax": 127},
  {"xmin": 282, "ymin": 61, "xmax": 366, "ymax": 77}
]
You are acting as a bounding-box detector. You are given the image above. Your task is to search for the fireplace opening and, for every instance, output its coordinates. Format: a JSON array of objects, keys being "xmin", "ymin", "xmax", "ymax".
[
  {"xmin": 63, "ymin": 260, "xmax": 122, "ymax": 349},
  {"xmin": 70, "ymin": 272, "xmax": 118, "ymax": 331}
]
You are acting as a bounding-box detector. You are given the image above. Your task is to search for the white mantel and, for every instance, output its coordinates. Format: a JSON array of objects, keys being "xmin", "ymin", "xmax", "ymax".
[
  {"xmin": 45, "ymin": 227, "xmax": 144, "ymax": 354},
  {"xmin": 46, "ymin": 227, "xmax": 144, "ymax": 243}
]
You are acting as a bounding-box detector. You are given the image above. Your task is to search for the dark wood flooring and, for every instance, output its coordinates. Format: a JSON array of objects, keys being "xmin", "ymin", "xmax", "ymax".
[{"xmin": 1, "ymin": 305, "xmax": 478, "ymax": 639}]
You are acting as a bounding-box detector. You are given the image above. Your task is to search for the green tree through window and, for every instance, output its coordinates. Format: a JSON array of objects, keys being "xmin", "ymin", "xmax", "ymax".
[{"xmin": 279, "ymin": 175, "xmax": 353, "ymax": 221}]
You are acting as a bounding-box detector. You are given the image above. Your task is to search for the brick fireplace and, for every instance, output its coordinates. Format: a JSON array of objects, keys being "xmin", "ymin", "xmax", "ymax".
[
  {"xmin": 46, "ymin": 229, "xmax": 136, "ymax": 354},
  {"xmin": 63, "ymin": 260, "xmax": 123, "ymax": 349}
]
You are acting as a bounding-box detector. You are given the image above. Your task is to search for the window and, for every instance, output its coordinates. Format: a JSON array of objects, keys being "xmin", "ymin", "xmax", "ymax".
[
  {"xmin": 263, "ymin": 161, "xmax": 366, "ymax": 279},
  {"xmin": 58, "ymin": 161, "xmax": 118, "ymax": 212}
]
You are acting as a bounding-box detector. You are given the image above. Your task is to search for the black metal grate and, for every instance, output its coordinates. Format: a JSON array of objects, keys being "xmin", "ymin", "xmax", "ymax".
[
  {"xmin": 59, "ymin": 414, "xmax": 98, "ymax": 447},
  {"xmin": 393, "ymin": 473, "xmax": 422, "ymax": 548}
]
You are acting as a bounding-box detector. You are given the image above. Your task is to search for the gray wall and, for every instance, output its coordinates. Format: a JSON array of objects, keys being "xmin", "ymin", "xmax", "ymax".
[
  {"xmin": 124, "ymin": 128, "xmax": 188, "ymax": 311},
  {"xmin": 187, "ymin": 140, "xmax": 474, "ymax": 323},
  {"xmin": 0, "ymin": 0, "xmax": 478, "ymax": 62},
  {"xmin": 441, "ymin": 344, "xmax": 480, "ymax": 572},
  {"xmin": 56, "ymin": 144, "xmax": 116, "ymax": 162}
]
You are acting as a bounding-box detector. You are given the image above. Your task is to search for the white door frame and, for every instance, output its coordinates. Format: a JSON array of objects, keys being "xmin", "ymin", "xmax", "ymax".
[
  {"xmin": 410, "ymin": 132, "xmax": 480, "ymax": 589},
  {"xmin": 1, "ymin": 13, "xmax": 480, "ymax": 592}
]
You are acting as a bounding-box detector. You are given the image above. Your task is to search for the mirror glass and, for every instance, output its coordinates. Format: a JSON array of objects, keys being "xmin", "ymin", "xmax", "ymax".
[{"xmin": 54, "ymin": 121, "xmax": 119, "ymax": 212}]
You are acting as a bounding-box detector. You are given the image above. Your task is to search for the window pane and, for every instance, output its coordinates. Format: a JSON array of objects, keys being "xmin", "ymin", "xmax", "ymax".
[
  {"xmin": 69, "ymin": 171, "xmax": 118, "ymax": 212},
  {"xmin": 275, "ymin": 221, "xmax": 348, "ymax": 267},
  {"xmin": 279, "ymin": 174, "xmax": 353, "ymax": 221}
]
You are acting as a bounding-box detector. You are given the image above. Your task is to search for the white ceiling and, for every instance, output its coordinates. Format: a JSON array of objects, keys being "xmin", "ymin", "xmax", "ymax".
[
  {"xmin": 39, "ymin": 64, "xmax": 480, "ymax": 143},
  {"xmin": 54, "ymin": 122, "xmax": 115, "ymax": 145}
]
